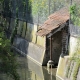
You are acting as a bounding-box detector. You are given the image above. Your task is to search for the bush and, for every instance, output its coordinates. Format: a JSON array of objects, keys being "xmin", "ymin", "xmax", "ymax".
[{"xmin": 0, "ymin": 22, "xmax": 19, "ymax": 80}]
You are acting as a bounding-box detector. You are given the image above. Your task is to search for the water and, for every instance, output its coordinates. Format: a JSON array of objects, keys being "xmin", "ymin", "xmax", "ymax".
[{"xmin": 0, "ymin": 55, "xmax": 57, "ymax": 80}]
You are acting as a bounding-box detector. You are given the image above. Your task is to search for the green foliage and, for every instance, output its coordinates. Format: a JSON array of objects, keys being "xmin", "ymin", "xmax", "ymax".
[
  {"xmin": 0, "ymin": 21, "xmax": 19, "ymax": 80},
  {"xmin": 10, "ymin": 26, "xmax": 17, "ymax": 44},
  {"xmin": 70, "ymin": 4, "xmax": 80, "ymax": 26},
  {"xmin": 11, "ymin": 19, "xmax": 18, "ymax": 44},
  {"xmin": 0, "ymin": 0, "xmax": 4, "ymax": 2},
  {"xmin": 27, "ymin": 0, "xmax": 66, "ymax": 16},
  {"xmin": 73, "ymin": 60, "xmax": 80, "ymax": 80},
  {"xmin": 70, "ymin": 4, "xmax": 76, "ymax": 15}
]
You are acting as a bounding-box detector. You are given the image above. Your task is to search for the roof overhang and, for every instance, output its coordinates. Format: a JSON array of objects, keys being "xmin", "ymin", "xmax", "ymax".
[{"xmin": 36, "ymin": 7, "xmax": 70, "ymax": 37}]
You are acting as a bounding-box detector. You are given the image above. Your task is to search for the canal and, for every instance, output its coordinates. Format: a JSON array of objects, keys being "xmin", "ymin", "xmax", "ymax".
[{"xmin": 0, "ymin": 55, "xmax": 57, "ymax": 80}]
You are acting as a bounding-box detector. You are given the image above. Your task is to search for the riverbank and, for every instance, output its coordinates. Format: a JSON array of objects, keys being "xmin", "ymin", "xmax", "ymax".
[
  {"xmin": 0, "ymin": 54, "xmax": 57, "ymax": 80},
  {"xmin": 56, "ymin": 54, "xmax": 80, "ymax": 80}
]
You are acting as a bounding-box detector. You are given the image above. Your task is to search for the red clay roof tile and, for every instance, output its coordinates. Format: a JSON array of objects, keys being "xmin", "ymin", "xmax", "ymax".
[{"xmin": 36, "ymin": 7, "xmax": 70, "ymax": 36}]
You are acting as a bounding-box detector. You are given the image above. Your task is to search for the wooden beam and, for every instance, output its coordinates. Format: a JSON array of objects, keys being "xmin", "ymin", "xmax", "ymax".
[{"xmin": 47, "ymin": 22, "xmax": 68, "ymax": 38}]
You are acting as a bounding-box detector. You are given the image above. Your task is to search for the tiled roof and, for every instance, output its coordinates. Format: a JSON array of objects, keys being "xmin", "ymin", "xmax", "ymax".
[
  {"xmin": 36, "ymin": 7, "xmax": 70, "ymax": 36},
  {"xmin": 36, "ymin": 28, "xmax": 51, "ymax": 36}
]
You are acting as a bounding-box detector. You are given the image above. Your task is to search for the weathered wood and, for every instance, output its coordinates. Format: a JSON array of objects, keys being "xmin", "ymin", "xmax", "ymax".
[{"xmin": 47, "ymin": 22, "xmax": 68, "ymax": 38}]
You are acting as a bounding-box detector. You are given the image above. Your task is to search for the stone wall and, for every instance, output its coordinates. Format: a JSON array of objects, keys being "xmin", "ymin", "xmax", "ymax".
[
  {"xmin": 56, "ymin": 56, "xmax": 80, "ymax": 80},
  {"xmin": 56, "ymin": 36, "xmax": 80, "ymax": 80},
  {"xmin": 77, "ymin": 68, "xmax": 80, "ymax": 80},
  {"xmin": 0, "ymin": 15, "xmax": 46, "ymax": 47},
  {"xmin": 13, "ymin": 36, "xmax": 46, "ymax": 65},
  {"xmin": 69, "ymin": 36, "xmax": 80, "ymax": 56}
]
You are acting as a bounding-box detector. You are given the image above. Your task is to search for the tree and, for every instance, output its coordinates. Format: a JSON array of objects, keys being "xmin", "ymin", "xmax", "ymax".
[{"xmin": 0, "ymin": 25, "xmax": 19, "ymax": 80}]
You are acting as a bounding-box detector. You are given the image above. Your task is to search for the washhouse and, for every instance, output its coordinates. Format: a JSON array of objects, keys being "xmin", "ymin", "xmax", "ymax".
[{"xmin": 13, "ymin": 7, "xmax": 69, "ymax": 65}]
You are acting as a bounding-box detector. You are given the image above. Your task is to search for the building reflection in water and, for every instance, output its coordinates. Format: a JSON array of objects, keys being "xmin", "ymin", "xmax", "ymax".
[{"xmin": 0, "ymin": 56, "xmax": 57, "ymax": 80}]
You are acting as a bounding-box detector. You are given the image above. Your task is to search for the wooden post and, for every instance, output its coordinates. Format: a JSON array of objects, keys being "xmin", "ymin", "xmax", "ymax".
[
  {"xmin": 50, "ymin": 36, "xmax": 52, "ymax": 60},
  {"xmin": 47, "ymin": 36, "xmax": 54, "ymax": 68}
]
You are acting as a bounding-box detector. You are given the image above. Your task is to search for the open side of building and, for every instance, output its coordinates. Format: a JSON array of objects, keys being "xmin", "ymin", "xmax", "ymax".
[{"xmin": 36, "ymin": 7, "xmax": 69, "ymax": 65}]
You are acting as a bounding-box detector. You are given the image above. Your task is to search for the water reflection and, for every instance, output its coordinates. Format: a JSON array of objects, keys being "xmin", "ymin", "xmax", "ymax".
[{"xmin": 0, "ymin": 56, "xmax": 57, "ymax": 80}]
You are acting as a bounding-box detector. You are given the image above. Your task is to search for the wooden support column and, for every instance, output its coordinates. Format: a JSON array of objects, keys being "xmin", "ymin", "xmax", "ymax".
[
  {"xmin": 50, "ymin": 36, "xmax": 52, "ymax": 60},
  {"xmin": 47, "ymin": 36, "xmax": 54, "ymax": 68}
]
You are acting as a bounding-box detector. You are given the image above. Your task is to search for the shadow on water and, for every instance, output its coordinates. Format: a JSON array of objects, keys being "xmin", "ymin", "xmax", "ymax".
[
  {"xmin": 0, "ymin": 53, "xmax": 57, "ymax": 80},
  {"xmin": 16, "ymin": 55, "xmax": 57, "ymax": 80}
]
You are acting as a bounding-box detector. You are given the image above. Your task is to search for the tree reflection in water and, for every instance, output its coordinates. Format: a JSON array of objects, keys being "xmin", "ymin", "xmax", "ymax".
[{"xmin": 0, "ymin": 55, "xmax": 57, "ymax": 80}]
